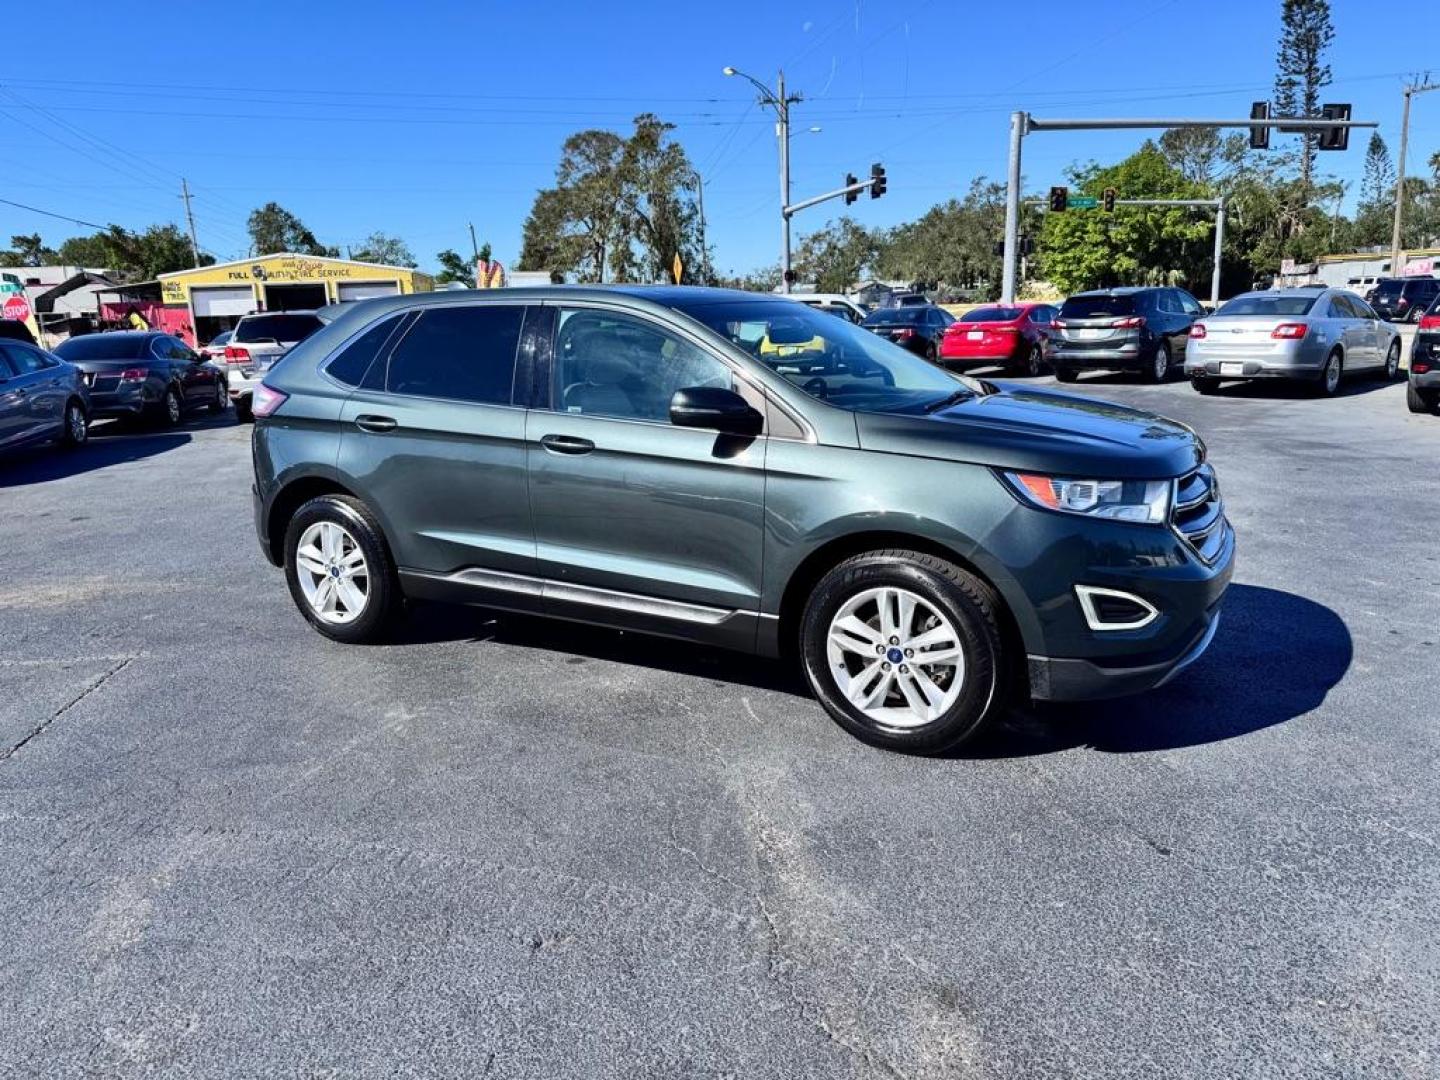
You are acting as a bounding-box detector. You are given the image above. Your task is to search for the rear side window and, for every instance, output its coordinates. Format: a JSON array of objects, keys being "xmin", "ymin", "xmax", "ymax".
[
  {"xmin": 325, "ymin": 315, "xmax": 405, "ymax": 387},
  {"xmin": 386, "ymin": 305, "xmax": 524, "ymax": 405}
]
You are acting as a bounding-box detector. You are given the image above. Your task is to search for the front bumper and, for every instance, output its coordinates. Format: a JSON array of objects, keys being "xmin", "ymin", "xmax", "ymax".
[{"xmin": 1028, "ymin": 603, "xmax": 1222, "ymax": 701}]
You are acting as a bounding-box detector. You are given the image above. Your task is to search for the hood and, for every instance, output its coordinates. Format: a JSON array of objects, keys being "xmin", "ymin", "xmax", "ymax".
[{"xmin": 853, "ymin": 384, "xmax": 1203, "ymax": 480}]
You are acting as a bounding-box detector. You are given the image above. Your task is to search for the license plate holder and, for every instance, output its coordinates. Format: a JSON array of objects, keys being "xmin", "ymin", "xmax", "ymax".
[
  {"xmin": 966, "ymin": 330, "xmax": 983, "ymax": 341},
  {"xmin": 1220, "ymin": 361, "xmax": 1245, "ymax": 376}
]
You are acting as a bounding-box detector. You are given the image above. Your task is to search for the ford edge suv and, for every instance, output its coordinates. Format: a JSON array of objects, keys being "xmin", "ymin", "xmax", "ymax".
[{"xmin": 250, "ymin": 287, "xmax": 1235, "ymax": 755}]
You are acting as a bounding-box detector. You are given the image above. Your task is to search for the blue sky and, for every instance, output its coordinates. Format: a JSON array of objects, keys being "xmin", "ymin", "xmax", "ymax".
[{"xmin": 0, "ymin": 0, "xmax": 1432, "ymax": 276}]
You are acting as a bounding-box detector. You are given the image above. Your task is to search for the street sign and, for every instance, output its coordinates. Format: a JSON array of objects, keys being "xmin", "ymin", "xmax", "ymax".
[
  {"xmin": 2, "ymin": 294, "xmax": 31, "ymax": 322},
  {"xmin": 1067, "ymin": 196, "xmax": 1098, "ymax": 210},
  {"xmin": 672, "ymin": 253, "xmax": 683, "ymax": 284}
]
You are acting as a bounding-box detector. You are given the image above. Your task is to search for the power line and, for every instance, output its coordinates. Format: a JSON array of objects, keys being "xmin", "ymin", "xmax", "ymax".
[{"xmin": 0, "ymin": 196, "xmax": 109, "ymax": 230}]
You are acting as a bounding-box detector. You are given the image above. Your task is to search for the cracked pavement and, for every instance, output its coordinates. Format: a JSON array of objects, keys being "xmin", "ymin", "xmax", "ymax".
[{"xmin": 2, "ymin": 370, "xmax": 1438, "ymax": 1078}]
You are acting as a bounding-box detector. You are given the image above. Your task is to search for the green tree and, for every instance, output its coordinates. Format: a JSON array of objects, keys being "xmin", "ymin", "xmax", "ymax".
[
  {"xmin": 1038, "ymin": 144, "xmax": 1212, "ymax": 294},
  {"xmin": 875, "ymin": 178, "xmax": 1017, "ymax": 298},
  {"xmin": 246, "ymin": 202, "xmax": 337, "ymax": 257},
  {"xmin": 793, "ymin": 218, "xmax": 878, "ymax": 292},
  {"xmin": 56, "ymin": 233, "xmax": 113, "ymax": 268},
  {"xmin": 9, "ymin": 233, "xmax": 55, "ymax": 266},
  {"xmin": 1273, "ymin": 0, "xmax": 1335, "ymax": 198},
  {"xmin": 351, "ymin": 232, "xmax": 416, "ymax": 267},
  {"xmin": 518, "ymin": 115, "xmax": 701, "ymax": 283},
  {"xmin": 1352, "ymin": 132, "xmax": 1396, "ymax": 247},
  {"xmin": 433, "ymin": 249, "xmax": 474, "ymax": 286},
  {"xmin": 100, "ymin": 224, "xmax": 213, "ymax": 280}
]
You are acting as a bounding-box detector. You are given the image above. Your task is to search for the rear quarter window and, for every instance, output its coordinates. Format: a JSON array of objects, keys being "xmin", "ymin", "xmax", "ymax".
[{"xmin": 324, "ymin": 315, "xmax": 407, "ymax": 388}]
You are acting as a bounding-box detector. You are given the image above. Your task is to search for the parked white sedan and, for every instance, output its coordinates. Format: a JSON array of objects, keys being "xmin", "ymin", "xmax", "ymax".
[{"xmin": 1184, "ymin": 286, "xmax": 1401, "ymax": 396}]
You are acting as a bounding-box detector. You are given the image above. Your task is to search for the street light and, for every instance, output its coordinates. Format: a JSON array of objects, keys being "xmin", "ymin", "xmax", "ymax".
[{"xmin": 723, "ymin": 65, "xmax": 803, "ymax": 292}]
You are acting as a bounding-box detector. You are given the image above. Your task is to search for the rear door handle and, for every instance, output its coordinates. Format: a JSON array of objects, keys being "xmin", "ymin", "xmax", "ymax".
[
  {"xmin": 539, "ymin": 433, "xmax": 595, "ymax": 455},
  {"xmin": 355, "ymin": 414, "xmax": 397, "ymax": 433}
]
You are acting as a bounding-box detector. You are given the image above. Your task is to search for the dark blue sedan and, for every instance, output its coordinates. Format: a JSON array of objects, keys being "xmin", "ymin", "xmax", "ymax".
[
  {"xmin": 0, "ymin": 338, "xmax": 90, "ymax": 452},
  {"xmin": 54, "ymin": 331, "xmax": 228, "ymax": 426}
]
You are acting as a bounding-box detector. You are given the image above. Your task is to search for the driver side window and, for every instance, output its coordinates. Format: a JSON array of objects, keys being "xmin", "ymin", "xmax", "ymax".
[{"xmin": 553, "ymin": 309, "xmax": 731, "ymax": 424}]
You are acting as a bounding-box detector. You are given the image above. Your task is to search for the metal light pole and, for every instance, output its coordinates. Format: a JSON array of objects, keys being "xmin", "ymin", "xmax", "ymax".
[
  {"xmin": 1001, "ymin": 112, "xmax": 1027, "ymax": 303},
  {"xmin": 724, "ymin": 66, "xmax": 802, "ymax": 292},
  {"xmin": 1390, "ymin": 80, "xmax": 1439, "ymax": 275}
]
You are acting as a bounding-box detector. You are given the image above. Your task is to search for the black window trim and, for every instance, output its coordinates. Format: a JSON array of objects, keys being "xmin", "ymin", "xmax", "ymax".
[{"xmin": 379, "ymin": 302, "xmax": 530, "ymax": 410}]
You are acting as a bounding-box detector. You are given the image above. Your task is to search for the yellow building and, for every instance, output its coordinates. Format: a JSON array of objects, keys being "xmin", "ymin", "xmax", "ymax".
[{"xmin": 159, "ymin": 253, "xmax": 433, "ymax": 345}]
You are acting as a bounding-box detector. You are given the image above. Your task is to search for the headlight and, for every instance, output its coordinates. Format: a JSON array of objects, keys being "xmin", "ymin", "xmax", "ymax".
[{"xmin": 1003, "ymin": 471, "xmax": 1171, "ymax": 524}]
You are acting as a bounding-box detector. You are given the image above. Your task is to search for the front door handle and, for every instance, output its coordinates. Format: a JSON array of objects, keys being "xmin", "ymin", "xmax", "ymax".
[
  {"xmin": 355, "ymin": 414, "xmax": 398, "ymax": 433},
  {"xmin": 539, "ymin": 433, "xmax": 595, "ymax": 455}
]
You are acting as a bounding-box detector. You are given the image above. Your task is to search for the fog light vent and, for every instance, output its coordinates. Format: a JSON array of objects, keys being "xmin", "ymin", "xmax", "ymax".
[{"xmin": 1076, "ymin": 586, "xmax": 1159, "ymax": 631}]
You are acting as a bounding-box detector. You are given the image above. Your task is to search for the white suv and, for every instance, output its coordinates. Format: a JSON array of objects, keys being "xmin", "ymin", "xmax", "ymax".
[{"xmin": 222, "ymin": 311, "xmax": 324, "ymax": 420}]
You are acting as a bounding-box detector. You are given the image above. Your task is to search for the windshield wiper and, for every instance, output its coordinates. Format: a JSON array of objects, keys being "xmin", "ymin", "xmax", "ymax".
[{"xmin": 923, "ymin": 389, "xmax": 973, "ymax": 413}]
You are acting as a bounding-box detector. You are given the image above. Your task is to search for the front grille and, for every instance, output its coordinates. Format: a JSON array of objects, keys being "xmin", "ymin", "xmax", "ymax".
[{"xmin": 1172, "ymin": 463, "xmax": 1227, "ymax": 564}]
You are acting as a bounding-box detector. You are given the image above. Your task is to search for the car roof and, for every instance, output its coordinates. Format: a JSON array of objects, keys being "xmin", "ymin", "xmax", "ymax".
[
  {"xmin": 237, "ymin": 309, "xmax": 321, "ymax": 318},
  {"xmin": 1070, "ymin": 287, "xmax": 1157, "ymax": 297}
]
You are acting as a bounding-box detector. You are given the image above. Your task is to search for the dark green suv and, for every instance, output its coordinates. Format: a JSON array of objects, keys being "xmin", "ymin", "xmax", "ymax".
[{"xmin": 251, "ymin": 287, "xmax": 1233, "ymax": 754}]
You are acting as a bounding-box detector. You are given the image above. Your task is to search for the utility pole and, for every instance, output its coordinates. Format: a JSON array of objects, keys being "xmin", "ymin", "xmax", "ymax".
[
  {"xmin": 724, "ymin": 66, "xmax": 803, "ymax": 292},
  {"xmin": 692, "ymin": 173, "xmax": 709, "ymax": 285},
  {"xmin": 180, "ymin": 178, "xmax": 200, "ymax": 268},
  {"xmin": 1389, "ymin": 79, "xmax": 1439, "ymax": 276},
  {"xmin": 468, "ymin": 222, "xmax": 479, "ymax": 264}
]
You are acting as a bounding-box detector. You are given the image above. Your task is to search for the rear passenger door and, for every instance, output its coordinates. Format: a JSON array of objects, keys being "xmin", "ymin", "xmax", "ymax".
[
  {"xmin": 1, "ymin": 343, "xmax": 66, "ymax": 443},
  {"xmin": 334, "ymin": 303, "xmax": 539, "ymax": 583}
]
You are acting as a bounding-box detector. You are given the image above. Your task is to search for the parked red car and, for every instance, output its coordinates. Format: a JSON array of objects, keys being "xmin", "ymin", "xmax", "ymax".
[{"xmin": 939, "ymin": 302, "xmax": 1057, "ymax": 376}]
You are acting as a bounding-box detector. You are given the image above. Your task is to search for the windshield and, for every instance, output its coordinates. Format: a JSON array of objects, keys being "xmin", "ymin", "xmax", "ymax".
[
  {"xmin": 862, "ymin": 307, "xmax": 928, "ymax": 326},
  {"xmin": 677, "ymin": 299, "xmax": 973, "ymax": 414},
  {"xmin": 54, "ymin": 334, "xmax": 151, "ymax": 361},
  {"xmin": 1214, "ymin": 294, "xmax": 1318, "ymax": 317},
  {"xmin": 235, "ymin": 314, "xmax": 323, "ymax": 344},
  {"xmin": 961, "ymin": 306, "xmax": 1023, "ymax": 322},
  {"xmin": 1060, "ymin": 294, "xmax": 1137, "ymax": 318}
]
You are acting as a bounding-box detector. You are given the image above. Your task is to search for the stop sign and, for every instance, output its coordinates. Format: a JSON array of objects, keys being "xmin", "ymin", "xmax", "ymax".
[{"xmin": 2, "ymin": 294, "xmax": 29, "ymax": 323}]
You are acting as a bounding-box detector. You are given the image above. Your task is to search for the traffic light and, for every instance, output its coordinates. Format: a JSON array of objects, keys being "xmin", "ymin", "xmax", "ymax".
[
  {"xmin": 1048, "ymin": 186, "xmax": 1068, "ymax": 213},
  {"xmin": 869, "ymin": 162, "xmax": 887, "ymax": 199},
  {"xmin": 992, "ymin": 241, "xmax": 1004, "ymax": 257},
  {"xmin": 1249, "ymin": 101, "xmax": 1270, "ymax": 150},
  {"xmin": 1318, "ymin": 103, "xmax": 1352, "ymax": 151},
  {"xmin": 1102, "ymin": 187, "xmax": 1116, "ymax": 213},
  {"xmin": 844, "ymin": 173, "xmax": 859, "ymax": 205}
]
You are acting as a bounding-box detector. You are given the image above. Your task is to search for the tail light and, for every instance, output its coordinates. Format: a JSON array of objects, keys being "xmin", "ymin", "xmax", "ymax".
[
  {"xmin": 895, "ymin": 328, "xmax": 914, "ymax": 339},
  {"xmin": 117, "ymin": 367, "xmax": 148, "ymax": 382},
  {"xmin": 994, "ymin": 326, "xmax": 1018, "ymax": 333},
  {"xmin": 1050, "ymin": 319, "xmax": 1066, "ymax": 329},
  {"xmin": 1111, "ymin": 316, "xmax": 1145, "ymax": 329},
  {"xmin": 224, "ymin": 345, "xmax": 251, "ymax": 363},
  {"xmin": 1413, "ymin": 361, "xmax": 1432, "ymax": 374},
  {"xmin": 250, "ymin": 383, "xmax": 288, "ymax": 418},
  {"xmin": 1189, "ymin": 323, "xmax": 1208, "ymax": 339},
  {"xmin": 1419, "ymin": 314, "xmax": 1440, "ymax": 330},
  {"xmin": 1271, "ymin": 323, "xmax": 1308, "ymax": 339}
]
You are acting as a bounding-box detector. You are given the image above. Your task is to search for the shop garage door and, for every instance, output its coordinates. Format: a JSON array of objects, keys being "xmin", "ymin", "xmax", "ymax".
[
  {"xmin": 337, "ymin": 282, "xmax": 399, "ymax": 303},
  {"xmin": 191, "ymin": 286, "xmax": 254, "ymax": 317}
]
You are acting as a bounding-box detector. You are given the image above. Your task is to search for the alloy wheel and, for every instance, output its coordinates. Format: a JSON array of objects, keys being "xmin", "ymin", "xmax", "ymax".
[
  {"xmin": 294, "ymin": 521, "xmax": 370, "ymax": 625},
  {"xmin": 1325, "ymin": 354, "xmax": 1341, "ymax": 394},
  {"xmin": 1154, "ymin": 345, "xmax": 1169, "ymax": 381},
  {"xmin": 1386, "ymin": 342, "xmax": 1400, "ymax": 379},
  {"xmin": 166, "ymin": 390, "xmax": 181, "ymax": 423},
  {"xmin": 67, "ymin": 403, "xmax": 87, "ymax": 444},
  {"xmin": 825, "ymin": 586, "xmax": 965, "ymax": 729}
]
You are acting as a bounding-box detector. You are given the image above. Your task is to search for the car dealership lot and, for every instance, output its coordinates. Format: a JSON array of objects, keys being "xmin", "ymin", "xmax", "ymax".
[{"xmin": 3, "ymin": 377, "xmax": 1439, "ymax": 1077}]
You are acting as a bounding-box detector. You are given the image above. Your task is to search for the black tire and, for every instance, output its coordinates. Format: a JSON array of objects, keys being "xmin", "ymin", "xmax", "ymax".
[
  {"xmin": 1314, "ymin": 350, "xmax": 1343, "ymax": 397},
  {"xmin": 799, "ymin": 550, "xmax": 1007, "ymax": 755},
  {"xmin": 1408, "ymin": 381, "xmax": 1436, "ymax": 414},
  {"xmin": 1191, "ymin": 376, "xmax": 1220, "ymax": 395},
  {"xmin": 283, "ymin": 494, "xmax": 402, "ymax": 644},
  {"xmin": 57, "ymin": 397, "xmax": 88, "ymax": 448},
  {"xmin": 925, "ymin": 342, "xmax": 938, "ymax": 363},
  {"xmin": 1054, "ymin": 366, "xmax": 1078, "ymax": 383},
  {"xmin": 1143, "ymin": 340, "xmax": 1171, "ymax": 383},
  {"xmin": 154, "ymin": 385, "xmax": 182, "ymax": 427},
  {"xmin": 208, "ymin": 379, "xmax": 229, "ymax": 413},
  {"xmin": 1408, "ymin": 306, "xmax": 1423, "ymax": 324},
  {"xmin": 1017, "ymin": 342, "xmax": 1044, "ymax": 377},
  {"xmin": 1381, "ymin": 341, "xmax": 1402, "ymax": 381},
  {"xmin": 234, "ymin": 394, "xmax": 254, "ymax": 423}
]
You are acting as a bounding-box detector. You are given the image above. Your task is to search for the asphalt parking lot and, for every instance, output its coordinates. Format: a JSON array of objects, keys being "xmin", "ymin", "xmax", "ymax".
[{"xmin": 3, "ymin": 363, "xmax": 1439, "ymax": 1078}]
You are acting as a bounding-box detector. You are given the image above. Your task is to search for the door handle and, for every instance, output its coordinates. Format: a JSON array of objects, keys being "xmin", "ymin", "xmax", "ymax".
[
  {"xmin": 355, "ymin": 414, "xmax": 398, "ymax": 433},
  {"xmin": 539, "ymin": 433, "xmax": 595, "ymax": 455}
]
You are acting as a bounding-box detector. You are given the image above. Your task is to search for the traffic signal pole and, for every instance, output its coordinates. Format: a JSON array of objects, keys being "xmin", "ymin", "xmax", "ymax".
[{"xmin": 1000, "ymin": 112, "xmax": 1376, "ymax": 304}]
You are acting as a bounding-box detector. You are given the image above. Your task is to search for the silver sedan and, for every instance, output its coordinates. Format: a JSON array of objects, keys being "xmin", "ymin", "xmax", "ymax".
[{"xmin": 1184, "ymin": 286, "xmax": 1402, "ymax": 396}]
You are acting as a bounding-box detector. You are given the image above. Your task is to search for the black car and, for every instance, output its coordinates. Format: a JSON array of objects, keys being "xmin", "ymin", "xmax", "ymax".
[
  {"xmin": 0, "ymin": 319, "xmax": 38, "ymax": 345},
  {"xmin": 860, "ymin": 305, "xmax": 955, "ymax": 360},
  {"xmin": 1407, "ymin": 294, "xmax": 1440, "ymax": 414},
  {"xmin": 1368, "ymin": 277, "xmax": 1440, "ymax": 323},
  {"xmin": 1050, "ymin": 286, "xmax": 1204, "ymax": 383},
  {"xmin": 53, "ymin": 332, "xmax": 229, "ymax": 426}
]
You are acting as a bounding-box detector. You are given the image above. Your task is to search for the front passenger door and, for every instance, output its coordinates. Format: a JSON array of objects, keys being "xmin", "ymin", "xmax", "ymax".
[{"xmin": 526, "ymin": 305, "xmax": 767, "ymax": 646}]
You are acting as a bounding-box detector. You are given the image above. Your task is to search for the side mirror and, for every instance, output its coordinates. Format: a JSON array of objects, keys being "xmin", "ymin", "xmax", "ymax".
[{"xmin": 669, "ymin": 386, "xmax": 763, "ymax": 436}]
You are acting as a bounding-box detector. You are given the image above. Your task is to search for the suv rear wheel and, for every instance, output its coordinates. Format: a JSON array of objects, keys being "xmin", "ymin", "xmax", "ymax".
[
  {"xmin": 799, "ymin": 550, "xmax": 1006, "ymax": 754},
  {"xmin": 1408, "ymin": 382, "xmax": 1437, "ymax": 414},
  {"xmin": 284, "ymin": 495, "xmax": 401, "ymax": 643},
  {"xmin": 1144, "ymin": 341, "xmax": 1171, "ymax": 383}
]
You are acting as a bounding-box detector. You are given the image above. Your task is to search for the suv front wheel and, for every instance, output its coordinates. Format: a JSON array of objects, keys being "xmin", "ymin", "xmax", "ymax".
[{"xmin": 800, "ymin": 550, "xmax": 1006, "ymax": 754}]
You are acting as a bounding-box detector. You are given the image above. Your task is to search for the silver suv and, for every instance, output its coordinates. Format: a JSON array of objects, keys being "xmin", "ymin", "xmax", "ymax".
[{"xmin": 223, "ymin": 311, "xmax": 324, "ymax": 420}]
